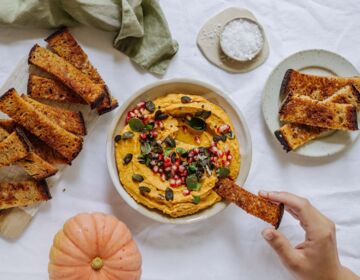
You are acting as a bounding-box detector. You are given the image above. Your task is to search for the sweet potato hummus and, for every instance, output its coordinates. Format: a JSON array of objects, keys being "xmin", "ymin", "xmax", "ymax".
[{"xmin": 115, "ymin": 94, "xmax": 240, "ymax": 217}]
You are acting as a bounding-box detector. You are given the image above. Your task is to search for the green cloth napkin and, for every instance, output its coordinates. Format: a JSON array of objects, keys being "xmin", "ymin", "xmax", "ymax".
[{"xmin": 0, "ymin": 0, "xmax": 178, "ymax": 75}]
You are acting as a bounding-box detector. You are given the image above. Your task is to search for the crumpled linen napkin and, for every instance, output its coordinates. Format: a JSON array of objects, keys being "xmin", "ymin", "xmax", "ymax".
[{"xmin": 0, "ymin": 0, "xmax": 178, "ymax": 75}]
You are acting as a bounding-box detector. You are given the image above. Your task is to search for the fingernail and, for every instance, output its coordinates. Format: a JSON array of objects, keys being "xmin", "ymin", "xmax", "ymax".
[{"xmin": 262, "ymin": 229, "xmax": 274, "ymax": 241}]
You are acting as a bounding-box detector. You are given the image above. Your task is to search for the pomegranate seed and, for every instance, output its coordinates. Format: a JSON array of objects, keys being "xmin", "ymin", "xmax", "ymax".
[
  {"xmin": 143, "ymin": 115, "xmax": 149, "ymax": 121},
  {"xmin": 151, "ymin": 131, "xmax": 158, "ymax": 138},
  {"xmin": 188, "ymin": 158, "xmax": 193, "ymax": 163},
  {"xmin": 136, "ymin": 101, "xmax": 145, "ymax": 108},
  {"xmin": 140, "ymin": 133, "xmax": 147, "ymax": 140},
  {"xmin": 176, "ymin": 179, "xmax": 182, "ymax": 186},
  {"xmin": 140, "ymin": 108, "xmax": 145, "ymax": 114},
  {"xmin": 211, "ymin": 157, "xmax": 216, "ymax": 163},
  {"xmin": 219, "ymin": 124, "xmax": 230, "ymax": 133},
  {"xmin": 169, "ymin": 178, "xmax": 175, "ymax": 185},
  {"xmin": 159, "ymin": 121, "xmax": 164, "ymax": 128},
  {"xmin": 130, "ymin": 111, "xmax": 136, "ymax": 117},
  {"xmin": 221, "ymin": 160, "xmax": 226, "ymax": 166},
  {"xmin": 154, "ymin": 123, "xmax": 158, "ymax": 128},
  {"xmin": 183, "ymin": 189, "xmax": 191, "ymax": 196},
  {"xmin": 174, "ymin": 174, "xmax": 179, "ymax": 179},
  {"xmin": 188, "ymin": 151, "xmax": 194, "ymax": 157},
  {"xmin": 153, "ymin": 166, "xmax": 159, "ymax": 172},
  {"xmin": 165, "ymin": 167, "xmax": 171, "ymax": 172},
  {"xmin": 217, "ymin": 151, "xmax": 224, "ymax": 157},
  {"xmin": 156, "ymin": 140, "xmax": 162, "ymax": 145},
  {"xmin": 159, "ymin": 168, "xmax": 163, "ymax": 173},
  {"xmin": 227, "ymin": 155, "xmax": 232, "ymax": 160},
  {"xmin": 211, "ymin": 141, "xmax": 216, "ymax": 147},
  {"xmin": 194, "ymin": 136, "xmax": 200, "ymax": 144},
  {"xmin": 158, "ymin": 154, "xmax": 164, "ymax": 160},
  {"xmin": 194, "ymin": 148, "xmax": 199, "ymax": 154},
  {"xmin": 150, "ymin": 160, "xmax": 156, "ymax": 166},
  {"xmin": 161, "ymin": 174, "xmax": 166, "ymax": 181},
  {"xmin": 175, "ymin": 159, "xmax": 181, "ymax": 166},
  {"xmin": 224, "ymin": 161, "xmax": 230, "ymax": 167},
  {"xmin": 179, "ymin": 165, "xmax": 185, "ymax": 172},
  {"xmin": 172, "ymin": 165, "xmax": 177, "ymax": 171},
  {"xmin": 182, "ymin": 126, "xmax": 188, "ymax": 133}
]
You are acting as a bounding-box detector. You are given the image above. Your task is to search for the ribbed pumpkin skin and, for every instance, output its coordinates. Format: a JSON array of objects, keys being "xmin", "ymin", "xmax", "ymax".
[{"xmin": 48, "ymin": 213, "xmax": 142, "ymax": 280}]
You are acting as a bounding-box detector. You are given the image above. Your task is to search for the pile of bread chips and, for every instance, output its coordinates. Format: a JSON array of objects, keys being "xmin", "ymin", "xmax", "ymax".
[
  {"xmin": 0, "ymin": 28, "xmax": 118, "ymax": 210},
  {"xmin": 275, "ymin": 69, "xmax": 360, "ymax": 152}
]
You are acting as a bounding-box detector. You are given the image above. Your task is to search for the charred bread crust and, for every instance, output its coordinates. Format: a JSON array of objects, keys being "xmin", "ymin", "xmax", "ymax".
[
  {"xmin": 14, "ymin": 127, "xmax": 31, "ymax": 152},
  {"xmin": 275, "ymin": 203, "xmax": 284, "ymax": 229},
  {"xmin": 44, "ymin": 27, "xmax": 69, "ymax": 43},
  {"xmin": 348, "ymin": 108, "xmax": 358, "ymax": 130},
  {"xmin": 274, "ymin": 130, "xmax": 292, "ymax": 152},
  {"xmin": 27, "ymin": 44, "xmax": 39, "ymax": 65},
  {"xmin": 279, "ymin": 69, "xmax": 294, "ymax": 99},
  {"xmin": 351, "ymin": 85, "xmax": 360, "ymax": 104},
  {"xmin": 90, "ymin": 86, "xmax": 106, "ymax": 109},
  {"xmin": 37, "ymin": 180, "xmax": 52, "ymax": 200},
  {"xmin": 97, "ymin": 96, "xmax": 119, "ymax": 115}
]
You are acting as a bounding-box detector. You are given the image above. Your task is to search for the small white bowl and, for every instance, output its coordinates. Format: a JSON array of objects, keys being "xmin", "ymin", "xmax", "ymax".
[
  {"xmin": 220, "ymin": 17, "xmax": 265, "ymax": 62},
  {"xmin": 106, "ymin": 78, "xmax": 252, "ymax": 224}
]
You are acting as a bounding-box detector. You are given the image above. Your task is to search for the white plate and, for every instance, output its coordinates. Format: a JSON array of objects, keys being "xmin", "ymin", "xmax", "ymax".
[
  {"xmin": 262, "ymin": 49, "xmax": 360, "ymax": 157},
  {"xmin": 107, "ymin": 79, "xmax": 252, "ymax": 224}
]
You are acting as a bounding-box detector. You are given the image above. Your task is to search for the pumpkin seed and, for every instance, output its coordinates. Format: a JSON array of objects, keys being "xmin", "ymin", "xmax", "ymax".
[
  {"xmin": 141, "ymin": 142, "xmax": 151, "ymax": 155},
  {"xmin": 132, "ymin": 174, "xmax": 144, "ymax": 182},
  {"xmin": 195, "ymin": 110, "xmax": 211, "ymax": 119},
  {"xmin": 216, "ymin": 167, "xmax": 230, "ymax": 178},
  {"xmin": 122, "ymin": 131, "xmax": 134, "ymax": 139},
  {"xmin": 225, "ymin": 131, "xmax": 235, "ymax": 139},
  {"xmin": 164, "ymin": 147, "xmax": 173, "ymax": 157},
  {"xmin": 114, "ymin": 134, "xmax": 122, "ymax": 142},
  {"xmin": 137, "ymin": 155, "xmax": 146, "ymax": 164},
  {"xmin": 181, "ymin": 96, "xmax": 192, "ymax": 103},
  {"xmin": 155, "ymin": 110, "xmax": 169, "ymax": 121},
  {"xmin": 213, "ymin": 134, "xmax": 227, "ymax": 143},
  {"xmin": 129, "ymin": 118, "xmax": 145, "ymax": 132},
  {"xmin": 165, "ymin": 187, "xmax": 174, "ymax": 201},
  {"xmin": 139, "ymin": 186, "xmax": 151, "ymax": 195},
  {"xmin": 188, "ymin": 117, "xmax": 206, "ymax": 131},
  {"xmin": 145, "ymin": 124, "xmax": 154, "ymax": 131},
  {"xmin": 145, "ymin": 100, "xmax": 155, "ymax": 113},
  {"xmin": 123, "ymin": 153, "xmax": 133, "ymax": 165},
  {"xmin": 164, "ymin": 136, "xmax": 176, "ymax": 148},
  {"xmin": 192, "ymin": 195, "xmax": 201, "ymax": 204}
]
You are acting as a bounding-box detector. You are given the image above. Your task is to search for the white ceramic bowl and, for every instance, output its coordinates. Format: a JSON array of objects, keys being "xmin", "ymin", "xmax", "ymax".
[{"xmin": 107, "ymin": 79, "xmax": 252, "ymax": 224}]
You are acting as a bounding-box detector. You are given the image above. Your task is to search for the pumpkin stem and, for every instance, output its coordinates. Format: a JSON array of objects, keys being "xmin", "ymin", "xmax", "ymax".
[{"xmin": 91, "ymin": 257, "xmax": 104, "ymax": 271}]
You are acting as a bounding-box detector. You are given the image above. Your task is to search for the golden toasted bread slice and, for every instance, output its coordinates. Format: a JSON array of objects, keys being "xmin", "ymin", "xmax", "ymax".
[
  {"xmin": 22, "ymin": 95, "xmax": 86, "ymax": 136},
  {"xmin": 0, "ymin": 126, "xmax": 58, "ymax": 179},
  {"xmin": 45, "ymin": 28, "xmax": 118, "ymax": 114},
  {"xmin": 275, "ymin": 85, "xmax": 360, "ymax": 151},
  {"xmin": 28, "ymin": 44, "xmax": 106, "ymax": 109},
  {"xmin": 28, "ymin": 74, "xmax": 86, "ymax": 104},
  {"xmin": 17, "ymin": 152, "xmax": 58, "ymax": 180},
  {"xmin": 279, "ymin": 94, "xmax": 358, "ymax": 130},
  {"xmin": 281, "ymin": 69, "xmax": 360, "ymax": 101},
  {"xmin": 0, "ymin": 119, "xmax": 68, "ymax": 165},
  {"xmin": 0, "ymin": 131, "xmax": 29, "ymax": 168},
  {"xmin": 0, "ymin": 127, "xmax": 9, "ymax": 142},
  {"xmin": 216, "ymin": 178, "xmax": 284, "ymax": 228},
  {"xmin": 0, "ymin": 89, "xmax": 83, "ymax": 162},
  {"xmin": 0, "ymin": 180, "xmax": 51, "ymax": 210}
]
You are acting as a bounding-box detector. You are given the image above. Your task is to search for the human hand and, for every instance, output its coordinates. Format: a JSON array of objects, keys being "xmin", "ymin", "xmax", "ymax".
[{"xmin": 259, "ymin": 191, "xmax": 359, "ymax": 280}]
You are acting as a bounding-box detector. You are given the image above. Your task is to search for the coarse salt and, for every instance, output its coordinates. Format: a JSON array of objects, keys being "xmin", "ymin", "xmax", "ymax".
[{"xmin": 220, "ymin": 19, "xmax": 264, "ymax": 61}]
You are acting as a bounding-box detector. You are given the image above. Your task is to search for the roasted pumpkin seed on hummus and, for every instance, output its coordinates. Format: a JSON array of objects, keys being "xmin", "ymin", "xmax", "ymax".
[{"xmin": 115, "ymin": 94, "xmax": 240, "ymax": 217}]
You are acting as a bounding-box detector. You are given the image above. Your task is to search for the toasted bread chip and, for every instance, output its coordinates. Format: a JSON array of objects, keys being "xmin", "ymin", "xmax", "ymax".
[
  {"xmin": 17, "ymin": 152, "xmax": 58, "ymax": 180},
  {"xmin": 216, "ymin": 178, "xmax": 284, "ymax": 228},
  {"xmin": 22, "ymin": 95, "xmax": 86, "ymax": 136},
  {"xmin": 0, "ymin": 89, "xmax": 83, "ymax": 162},
  {"xmin": 0, "ymin": 131, "xmax": 29, "ymax": 168},
  {"xmin": 0, "ymin": 180, "xmax": 51, "ymax": 210},
  {"xmin": 45, "ymin": 28, "xmax": 118, "ymax": 114},
  {"xmin": 276, "ymin": 85, "xmax": 360, "ymax": 151},
  {"xmin": 279, "ymin": 94, "xmax": 358, "ymax": 130},
  {"xmin": 0, "ymin": 119, "xmax": 68, "ymax": 165},
  {"xmin": 28, "ymin": 74, "xmax": 86, "ymax": 104},
  {"xmin": 281, "ymin": 69, "xmax": 360, "ymax": 101},
  {"xmin": 0, "ymin": 126, "xmax": 58, "ymax": 179},
  {"xmin": 28, "ymin": 44, "xmax": 106, "ymax": 109}
]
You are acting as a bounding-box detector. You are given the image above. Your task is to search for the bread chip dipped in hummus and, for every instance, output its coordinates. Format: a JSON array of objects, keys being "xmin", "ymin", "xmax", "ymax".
[{"xmin": 115, "ymin": 94, "xmax": 240, "ymax": 217}]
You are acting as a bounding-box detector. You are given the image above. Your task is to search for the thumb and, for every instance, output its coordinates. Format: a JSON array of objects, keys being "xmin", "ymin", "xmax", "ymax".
[{"xmin": 262, "ymin": 228, "xmax": 299, "ymax": 266}]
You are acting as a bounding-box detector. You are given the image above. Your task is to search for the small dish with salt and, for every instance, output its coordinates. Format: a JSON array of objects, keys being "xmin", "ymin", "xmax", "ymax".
[{"xmin": 220, "ymin": 18, "xmax": 264, "ymax": 62}]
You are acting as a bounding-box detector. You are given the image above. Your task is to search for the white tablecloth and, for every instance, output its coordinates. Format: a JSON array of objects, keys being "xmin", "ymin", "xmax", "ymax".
[{"xmin": 1, "ymin": 0, "xmax": 360, "ymax": 279}]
